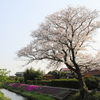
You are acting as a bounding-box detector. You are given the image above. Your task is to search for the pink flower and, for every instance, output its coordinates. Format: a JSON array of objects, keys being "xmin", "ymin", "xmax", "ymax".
[{"xmin": 27, "ymin": 85, "xmax": 39, "ymax": 91}]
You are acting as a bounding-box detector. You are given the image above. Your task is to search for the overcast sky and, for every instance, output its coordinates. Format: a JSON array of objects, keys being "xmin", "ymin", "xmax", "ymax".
[{"xmin": 1, "ymin": 0, "xmax": 100, "ymax": 75}]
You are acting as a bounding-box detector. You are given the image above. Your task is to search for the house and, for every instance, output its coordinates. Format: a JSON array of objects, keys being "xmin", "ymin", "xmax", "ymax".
[
  {"xmin": 60, "ymin": 68, "xmax": 74, "ymax": 78},
  {"xmin": 15, "ymin": 72, "xmax": 24, "ymax": 77},
  {"xmin": 83, "ymin": 69, "xmax": 100, "ymax": 77},
  {"xmin": 43, "ymin": 74, "xmax": 55, "ymax": 80},
  {"xmin": 60, "ymin": 68, "xmax": 70, "ymax": 72}
]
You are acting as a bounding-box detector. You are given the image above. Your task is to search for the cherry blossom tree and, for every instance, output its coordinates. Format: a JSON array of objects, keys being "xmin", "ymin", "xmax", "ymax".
[{"xmin": 17, "ymin": 6, "xmax": 100, "ymax": 99}]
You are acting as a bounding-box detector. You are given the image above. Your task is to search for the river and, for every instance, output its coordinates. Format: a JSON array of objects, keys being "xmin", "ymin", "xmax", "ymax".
[{"xmin": 0, "ymin": 89, "xmax": 28, "ymax": 100}]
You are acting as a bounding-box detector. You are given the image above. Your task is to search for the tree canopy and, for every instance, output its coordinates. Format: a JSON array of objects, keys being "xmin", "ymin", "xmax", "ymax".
[
  {"xmin": 17, "ymin": 6, "xmax": 100, "ymax": 100},
  {"xmin": 0, "ymin": 69, "xmax": 10, "ymax": 84}
]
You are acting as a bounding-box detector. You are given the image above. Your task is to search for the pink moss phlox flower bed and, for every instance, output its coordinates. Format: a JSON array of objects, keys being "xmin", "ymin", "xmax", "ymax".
[
  {"xmin": 27, "ymin": 85, "xmax": 39, "ymax": 91},
  {"xmin": 6, "ymin": 83, "xmax": 77, "ymax": 99}
]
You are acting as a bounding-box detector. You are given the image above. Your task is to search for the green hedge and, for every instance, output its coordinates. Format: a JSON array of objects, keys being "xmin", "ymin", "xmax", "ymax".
[
  {"xmin": 26, "ymin": 76, "xmax": 100, "ymax": 90},
  {"xmin": 26, "ymin": 79, "xmax": 80, "ymax": 89},
  {"xmin": 38, "ymin": 80, "xmax": 51, "ymax": 86},
  {"xmin": 50, "ymin": 79, "xmax": 79, "ymax": 89},
  {"xmin": 26, "ymin": 80, "xmax": 51, "ymax": 85}
]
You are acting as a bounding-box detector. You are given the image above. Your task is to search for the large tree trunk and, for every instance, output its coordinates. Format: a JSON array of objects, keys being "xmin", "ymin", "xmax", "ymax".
[
  {"xmin": 77, "ymin": 70, "xmax": 88, "ymax": 100},
  {"xmin": 65, "ymin": 63, "xmax": 88, "ymax": 100}
]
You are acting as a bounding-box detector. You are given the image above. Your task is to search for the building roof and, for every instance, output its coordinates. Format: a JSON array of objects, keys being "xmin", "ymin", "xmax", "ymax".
[
  {"xmin": 15, "ymin": 72, "xmax": 23, "ymax": 74},
  {"xmin": 15, "ymin": 72, "xmax": 23, "ymax": 77},
  {"xmin": 83, "ymin": 69, "xmax": 100, "ymax": 76},
  {"xmin": 43, "ymin": 74, "xmax": 55, "ymax": 77},
  {"xmin": 60, "ymin": 68, "xmax": 70, "ymax": 71}
]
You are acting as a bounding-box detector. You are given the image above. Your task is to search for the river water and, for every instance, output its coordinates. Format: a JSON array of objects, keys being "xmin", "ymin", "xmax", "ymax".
[{"xmin": 0, "ymin": 89, "xmax": 28, "ymax": 100}]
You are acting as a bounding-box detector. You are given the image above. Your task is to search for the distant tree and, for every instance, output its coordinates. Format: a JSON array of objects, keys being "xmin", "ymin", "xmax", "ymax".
[
  {"xmin": 0, "ymin": 69, "xmax": 10, "ymax": 76},
  {"xmin": 0, "ymin": 69, "xmax": 10, "ymax": 83},
  {"xmin": 24, "ymin": 67, "xmax": 44, "ymax": 83},
  {"xmin": 17, "ymin": 6, "xmax": 100, "ymax": 100}
]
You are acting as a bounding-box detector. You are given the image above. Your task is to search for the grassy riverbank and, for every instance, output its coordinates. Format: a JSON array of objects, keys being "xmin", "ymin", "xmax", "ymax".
[
  {"xmin": 3, "ymin": 85, "xmax": 55, "ymax": 100},
  {"xmin": 3, "ymin": 84, "xmax": 100, "ymax": 100},
  {"xmin": 0, "ymin": 91, "xmax": 11, "ymax": 100}
]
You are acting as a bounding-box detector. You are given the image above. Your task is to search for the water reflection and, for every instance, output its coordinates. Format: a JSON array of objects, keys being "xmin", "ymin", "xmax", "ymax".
[{"xmin": 0, "ymin": 89, "xmax": 28, "ymax": 100}]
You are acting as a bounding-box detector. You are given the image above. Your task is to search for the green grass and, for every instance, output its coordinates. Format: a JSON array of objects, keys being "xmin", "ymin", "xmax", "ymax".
[
  {"xmin": 22, "ymin": 92, "xmax": 55, "ymax": 100},
  {"xmin": 0, "ymin": 91, "xmax": 11, "ymax": 100},
  {"xmin": 3, "ymin": 85, "xmax": 55, "ymax": 100}
]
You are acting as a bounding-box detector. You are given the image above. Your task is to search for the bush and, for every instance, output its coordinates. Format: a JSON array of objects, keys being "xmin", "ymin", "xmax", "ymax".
[
  {"xmin": 68, "ymin": 92, "xmax": 100, "ymax": 100},
  {"xmin": 84, "ymin": 76, "xmax": 100, "ymax": 90},
  {"xmin": 50, "ymin": 79, "xmax": 79, "ymax": 89},
  {"xmin": 38, "ymin": 80, "xmax": 51, "ymax": 86},
  {"xmin": 14, "ymin": 77, "xmax": 24, "ymax": 83},
  {"xmin": 26, "ymin": 80, "xmax": 33, "ymax": 84},
  {"xmin": 26, "ymin": 80, "xmax": 51, "ymax": 85}
]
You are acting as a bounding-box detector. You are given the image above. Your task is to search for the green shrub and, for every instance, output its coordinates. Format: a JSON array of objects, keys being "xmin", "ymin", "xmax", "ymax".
[
  {"xmin": 50, "ymin": 79, "xmax": 79, "ymax": 89},
  {"xmin": 26, "ymin": 80, "xmax": 33, "ymax": 84},
  {"xmin": 5, "ymin": 80, "xmax": 20, "ymax": 84},
  {"xmin": 15, "ymin": 77, "xmax": 24, "ymax": 83},
  {"xmin": 84, "ymin": 76, "xmax": 100, "ymax": 90},
  {"xmin": 38, "ymin": 80, "xmax": 51, "ymax": 86},
  {"xmin": 68, "ymin": 92, "xmax": 100, "ymax": 100},
  {"xmin": 26, "ymin": 80, "xmax": 52, "ymax": 86}
]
